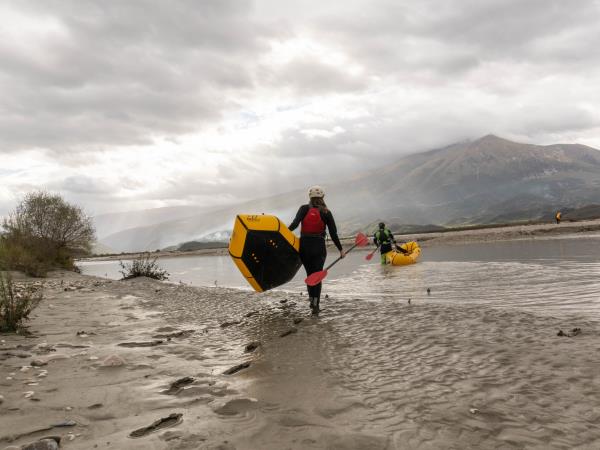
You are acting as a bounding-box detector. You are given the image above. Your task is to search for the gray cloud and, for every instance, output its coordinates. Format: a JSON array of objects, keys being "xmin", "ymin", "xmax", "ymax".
[
  {"xmin": 0, "ymin": 0, "xmax": 274, "ymax": 153},
  {"xmin": 51, "ymin": 175, "xmax": 114, "ymax": 195},
  {"xmin": 2, "ymin": 0, "xmax": 600, "ymax": 217},
  {"xmin": 263, "ymin": 56, "xmax": 368, "ymax": 95},
  {"xmin": 313, "ymin": 0, "xmax": 600, "ymax": 75}
]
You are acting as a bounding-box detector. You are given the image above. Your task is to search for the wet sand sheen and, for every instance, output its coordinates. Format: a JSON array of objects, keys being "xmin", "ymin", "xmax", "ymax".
[
  {"xmin": 151, "ymin": 279, "xmax": 600, "ymax": 449},
  {"xmin": 1, "ymin": 273, "xmax": 600, "ymax": 449}
]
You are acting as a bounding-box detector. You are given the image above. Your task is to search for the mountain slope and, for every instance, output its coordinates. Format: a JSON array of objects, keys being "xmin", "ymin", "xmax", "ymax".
[
  {"xmin": 99, "ymin": 135, "xmax": 600, "ymax": 251},
  {"xmin": 94, "ymin": 205, "xmax": 212, "ymax": 239},
  {"xmin": 100, "ymin": 190, "xmax": 307, "ymax": 251}
]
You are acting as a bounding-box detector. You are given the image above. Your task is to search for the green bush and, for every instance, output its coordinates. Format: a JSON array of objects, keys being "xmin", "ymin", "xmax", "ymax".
[
  {"xmin": 119, "ymin": 254, "xmax": 169, "ymax": 281},
  {"xmin": 0, "ymin": 272, "xmax": 43, "ymax": 332}
]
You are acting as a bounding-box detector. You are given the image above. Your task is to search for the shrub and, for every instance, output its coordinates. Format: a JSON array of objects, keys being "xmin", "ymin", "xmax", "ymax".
[
  {"xmin": 119, "ymin": 254, "xmax": 169, "ymax": 281},
  {"xmin": 0, "ymin": 236, "xmax": 52, "ymax": 277},
  {"xmin": 0, "ymin": 272, "xmax": 43, "ymax": 332},
  {"xmin": 1, "ymin": 192, "xmax": 95, "ymax": 276}
]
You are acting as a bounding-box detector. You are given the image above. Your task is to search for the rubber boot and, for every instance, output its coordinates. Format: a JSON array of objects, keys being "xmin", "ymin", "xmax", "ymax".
[
  {"xmin": 312, "ymin": 297, "xmax": 320, "ymax": 315},
  {"xmin": 309, "ymin": 297, "xmax": 316, "ymax": 311}
]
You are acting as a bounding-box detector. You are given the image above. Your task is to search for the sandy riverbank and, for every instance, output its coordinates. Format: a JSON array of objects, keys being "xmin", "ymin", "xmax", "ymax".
[
  {"xmin": 82, "ymin": 219, "xmax": 600, "ymax": 262},
  {"xmin": 410, "ymin": 218, "xmax": 600, "ymax": 247},
  {"xmin": 2, "ymin": 270, "xmax": 600, "ymax": 449}
]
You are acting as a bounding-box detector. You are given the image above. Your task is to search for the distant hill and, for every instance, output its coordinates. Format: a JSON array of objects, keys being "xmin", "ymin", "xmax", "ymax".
[
  {"xmin": 337, "ymin": 134, "xmax": 600, "ymax": 226},
  {"xmin": 100, "ymin": 191, "xmax": 304, "ymax": 252},
  {"xmin": 99, "ymin": 135, "xmax": 600, "ymax": 251},
  {"xmin": 93, "ymin": 205, "xmax": 211, "ymax": 239},
  {"xmin": 539, "ymin": 204, "xmax": 600, "ymax": 222},
  {"xmin": 91, "ymin": 241, "xmax": 115, "ymax": 255},
  {"xmin": 177, "ymin": 241, "xmax": 228, "ymax": 251}
]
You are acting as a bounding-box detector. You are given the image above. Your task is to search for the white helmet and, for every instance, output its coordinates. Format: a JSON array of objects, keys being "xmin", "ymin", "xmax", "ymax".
[{"xmin": 308, "ymin": 185, "xmax": 325, "ymax": 198}]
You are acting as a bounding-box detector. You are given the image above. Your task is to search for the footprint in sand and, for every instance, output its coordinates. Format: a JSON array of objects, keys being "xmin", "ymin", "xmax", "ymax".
[
  {"xmin": 244, "ymin": 342, "xmax": 260, "ymax": 353},
  {"xmin": 279, "ymin": 328, "xmax": 297, "ymax": 337},
  {"xmin": 163, "ymin": 377, "xmax": 195, "ymax": 395},
  {"xmin": 223, "ymin": 362, "xmax": 251, "ymax": 375},
  {"xmin": 117, "ymin": 340, "xmax": 164, "ymax": 347},
  {"xmin": 129, "ymin": 413, "xmax": 183, "ymax": 438},
  {"xmin": 214, "ymin": 398, "xmax": 259, "ymax": 416},
  {"xmin": 152, "ymin": 329, "xmax": 195, "ymax": 339}
]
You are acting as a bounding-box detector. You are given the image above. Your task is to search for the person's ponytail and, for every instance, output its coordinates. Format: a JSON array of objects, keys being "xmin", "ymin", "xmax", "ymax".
[{"xmin": 309, "ymin": 197, "xmax": 329, "ymax": 214}]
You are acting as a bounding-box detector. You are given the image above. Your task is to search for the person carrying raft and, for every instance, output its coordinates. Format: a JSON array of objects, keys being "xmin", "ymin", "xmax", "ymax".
[
  {"xmin": 289, "ymin": 186, "xmax": 345, "ymax": 314},
  {"xmin": 374, "ymin": 222, "xmax": 407, "ymax": 264}
]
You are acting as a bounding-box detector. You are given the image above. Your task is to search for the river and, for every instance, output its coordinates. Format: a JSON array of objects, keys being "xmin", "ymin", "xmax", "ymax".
[{"xmin": 80, "ymin": 233, "xmax": 600, "ymax": 317}]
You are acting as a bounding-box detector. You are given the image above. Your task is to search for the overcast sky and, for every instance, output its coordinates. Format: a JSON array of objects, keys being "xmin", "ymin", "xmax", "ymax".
[{"xmin": 1, "ymin": 0, "xmax": 600, "ymax": 217}]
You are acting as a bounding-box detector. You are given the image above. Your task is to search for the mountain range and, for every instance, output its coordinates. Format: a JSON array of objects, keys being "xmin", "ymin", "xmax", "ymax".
[{"xmin": 96, "ymin": 135, "xmax": 600, "ymax": 252}]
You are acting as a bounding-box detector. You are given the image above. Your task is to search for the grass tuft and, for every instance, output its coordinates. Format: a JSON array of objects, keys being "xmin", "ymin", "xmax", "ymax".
[
  {"xmin": 0, "ymin": 272, "xmax": 43, "ymax": 332},
  {"xmin": 119, "ymin": 254, "xmax": 169, "ymax": 281}
]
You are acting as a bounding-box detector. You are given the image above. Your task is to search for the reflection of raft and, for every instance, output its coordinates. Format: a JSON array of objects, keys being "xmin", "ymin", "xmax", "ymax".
[
  {"xmin": 385, "ymin": 241, "xmax": 421, "ymax": 266},
  {"xmin": 229, "ymin": 214, "xmax": 302, "ymax": 292}
]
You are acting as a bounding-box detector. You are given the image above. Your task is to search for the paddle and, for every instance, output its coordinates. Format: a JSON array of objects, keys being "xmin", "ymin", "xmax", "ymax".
[
  {"xmin": 305, "ymin": 233, "xmax": 369, "ymax": 286},
  {"xmin": 395, "ymin": 243, "xmax": 409, "ymax": 255},
  {"xmin": 365, "ymin": 244, "xmax": 380, "ymax": 261}
]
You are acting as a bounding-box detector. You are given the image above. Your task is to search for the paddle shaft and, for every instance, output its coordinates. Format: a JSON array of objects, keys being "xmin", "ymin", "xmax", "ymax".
[
  {"xmin": 367, "ymin": 244, "xmax": 380, "ymax": 259},
  {"xmin": 305, "ymin": 233, "xmax": 368, "ymax": 286},
  {"xmin": 395, "ymin": 243, "xmax": 409, "ymax": 255},
  {"xmin": 324, "ymin": 241, "xmax": 361, "ymax": 271}
]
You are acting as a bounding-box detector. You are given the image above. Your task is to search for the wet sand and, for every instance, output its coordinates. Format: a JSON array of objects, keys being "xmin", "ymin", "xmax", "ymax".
[
  {"xmin": 2, "ymin": 270, "xmax": 600, "ymax": 449},
  {"xmin": 405, "ymin": 218, "xmax": 600, "ymax": 247}
]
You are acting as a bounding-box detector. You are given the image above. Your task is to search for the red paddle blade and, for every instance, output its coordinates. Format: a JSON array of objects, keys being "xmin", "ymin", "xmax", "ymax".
[
  {"xmin": 356, "ymin": 232, "xmax": 369, "ymax": 247},
  {"xmin": 365, "ymin": 252, "xmax": 374, "ymax": 261},
  {"xmin": 305, "ymin": 269, "xmax": 327, "ymax": 286}
]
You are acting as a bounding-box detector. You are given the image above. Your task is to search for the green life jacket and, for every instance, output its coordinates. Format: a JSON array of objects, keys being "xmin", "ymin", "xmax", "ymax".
[{"xmin": 375, "ymin": 228, "xmax": 392, "ymax": 245}]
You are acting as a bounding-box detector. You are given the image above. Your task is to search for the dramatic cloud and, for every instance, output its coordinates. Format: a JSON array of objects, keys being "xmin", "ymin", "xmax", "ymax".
[
  {"xmin": 1, "ymin": 0, "xmax": 600, "ymax": 218},
  {"xmin": 0, "ymin": 0, "xmax": 272, "ymax": 151}
]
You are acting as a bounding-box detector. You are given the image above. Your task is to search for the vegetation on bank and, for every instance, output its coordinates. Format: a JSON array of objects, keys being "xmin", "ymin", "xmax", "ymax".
[
  {"xmin": 0, "ymin": 191, "xmax": 94, "ymax": 331},
  {"xmin": 119, "ymin": 253, "xmax": 169, "ymax": 281},
  {"xmin": 0, "ymin": 192, "xmax": 95, "ymax": 277},
  {"xmin": 0, "ymin": 272, "xmax": 43, "ymax": 332},
  {"xmin": 177, "ymin": 240, "xmax": 228, "ymax": 252}
]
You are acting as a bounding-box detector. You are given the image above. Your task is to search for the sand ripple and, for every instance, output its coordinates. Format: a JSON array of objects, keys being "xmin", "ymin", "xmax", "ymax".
[{"xmin": 144, "ymin": 279, "xmax": 600, "ymax": 449}]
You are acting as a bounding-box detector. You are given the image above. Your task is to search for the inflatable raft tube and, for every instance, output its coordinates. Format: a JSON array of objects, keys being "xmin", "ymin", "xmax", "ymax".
[
  {"xmin": 385, "ymin": 241, "xmax": 421, "ymax": 266},
  {"xmin": 229, "ymin": 214, "xmax": 302, "ymax": 292}
]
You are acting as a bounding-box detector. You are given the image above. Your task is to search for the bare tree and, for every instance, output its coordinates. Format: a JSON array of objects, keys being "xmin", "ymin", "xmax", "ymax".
[{"xmin": 1, "ymin": 192, "xmax": 95, "ymax": 275}]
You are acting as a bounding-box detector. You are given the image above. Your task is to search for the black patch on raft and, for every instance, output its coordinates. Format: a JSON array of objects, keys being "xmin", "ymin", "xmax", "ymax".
[{"xmin": 241, "ymin": 230, "xmax": 302, "ymax": 291}]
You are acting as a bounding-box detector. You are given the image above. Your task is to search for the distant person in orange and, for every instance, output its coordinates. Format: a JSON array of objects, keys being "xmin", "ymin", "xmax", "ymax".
[{"xmin": 555, "ymin": 211, "xmax": 562, "ymax": 224}]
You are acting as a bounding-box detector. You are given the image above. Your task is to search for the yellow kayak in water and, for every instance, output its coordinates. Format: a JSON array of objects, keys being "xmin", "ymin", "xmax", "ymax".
[{"xmin": 384, "ymin": 241, "xmax": 421, "ymax": 266}]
